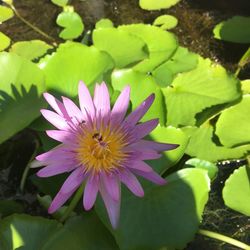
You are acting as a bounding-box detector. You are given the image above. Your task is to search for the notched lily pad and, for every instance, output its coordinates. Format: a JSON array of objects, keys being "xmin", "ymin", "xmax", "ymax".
[
  {"xmin": 153, "ymin": 14, "xmax": 178, "ymax": 30},
  {"xmin": 139, "ymin": 0, "xmax": 181, "ymax": 10}
]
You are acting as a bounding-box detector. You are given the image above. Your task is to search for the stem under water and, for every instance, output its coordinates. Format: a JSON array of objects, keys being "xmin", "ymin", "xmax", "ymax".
[{"xmin": 198, "ymin": 229, "xmax": 250, "ymax": 250}]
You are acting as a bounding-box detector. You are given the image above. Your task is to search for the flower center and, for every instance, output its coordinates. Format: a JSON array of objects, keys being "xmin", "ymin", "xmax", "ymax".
[{"xmin": 76, "ymin": 124, "xmax": 128, "ymax": 173}]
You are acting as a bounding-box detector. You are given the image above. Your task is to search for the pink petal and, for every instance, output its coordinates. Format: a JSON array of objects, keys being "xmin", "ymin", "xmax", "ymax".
[
  {"xmin": 101, "ymin": 173, "xmax": 120, "ymax": 202},
  {"xmin": 78, "ymin": 81, "xmax": 95, "ymax": 117},
  {"xmin": 83, "ymin": 175, "xmax": 99, "ymax": 210},
  {"xmin": 125, "ymin": 94, "xmax": 155, "ymax": 125},
  {"xmin": 48, "ymin": 168, "xmax": 86, "ymax": 214},
  {"xmin": 120, "ymin": 169, "xmax": 144, "ymax": 197},
  {"xmin": 111, "ymin": 86, "xmax": 130, "ymax": 124},
  {"xmin": 46, "ymin": 130, "xmax": 75, "ymax": 144},
  {"xmin": 133, "ymin": 119, "xmax": 159, "ymax": 139},
  {"xmin": 132, "ymin": 169, "xmax": 166, "ymax": 185},
  {"xmin": 93, "ymin": 82, "xmax": 110, "ymax": 117},
  {"xmin": 126, "ymin": 160, "xmax": 152, "ymax": 172}
]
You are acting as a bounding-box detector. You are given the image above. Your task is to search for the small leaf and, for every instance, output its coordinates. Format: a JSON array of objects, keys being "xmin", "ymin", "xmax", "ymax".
[
  {"xmin": 223, "ymin": 166, "xmax": 250, "ymax": 216},
  {"xmin": 51, "ymin": 0, "xmax": 68, "ymax": 7},
  {"xmin": 241, "ymin": 79, "xmax": 250, "ymax": 94},
  {"xmin": 56, "ymin": 11, "xmax": 84, "ymax": 40},
  {"xmin": 95, "ymin": 18, "xmax": 114, "ymax": 29},
  {"xmin": 153, "ymin": 14, "xmax": 178, "ymax": 29},
  {"xmin": 139, "ymin": 0, "xmax": 181, "ymax": 10},
  {"xmin": 213, "ymin": 16, "xmax": 250, "ymax": 43},
  {"xmin": 0, "ymin": 32, "xmax": 11, "ymax": 51},
  {"xmin": 0, "ymin": 6, "xmax": 14, "ymax": 23},
  {"xmin": 10, "ymin": 40, "xmax": 52, "ymax": 60}
]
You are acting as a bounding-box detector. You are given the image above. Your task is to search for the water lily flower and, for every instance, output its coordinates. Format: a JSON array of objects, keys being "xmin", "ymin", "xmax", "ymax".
[{"xmin": 35, "ymin": 81, "xmax": 178, "ymax": 228}]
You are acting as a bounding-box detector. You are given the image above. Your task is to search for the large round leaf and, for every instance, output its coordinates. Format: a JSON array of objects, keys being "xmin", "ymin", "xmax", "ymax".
[
  {"xmin": 0, "ymin": 32, "xmax": 11, "ymax": 51},
  {"xmin": 96, "ymin": 168, "xmax": 210, "ymax": 250},
  {"xmin": 216, "ymin": 95, "xmax": 250, "ymax": 147},
  {"xmin": 163, "ymin": 57, "xmax": 241, "ymax": 126},
  {"xmin": 223, "ymin": 166, "xmax": 250, "ymax": 216},
  {"xmin": 0, "ymin": 214, "xmax": 61, "ymax": 250},
  {"xmin": 0, "ymin": 52, "xmax": 45, "ymax": 143},
  {"xmin": 139, "ymin": 0, "xmax": 181, "ymax": 10},
  {"xmin": 39, "ymin": 42, "xmax": 114, "ymax": 97},
  {"xmin": 111, "ymin": 68, "xmax": 165, "ymax": 124},
  {"xmin": 43, "ymin": 213, "xmax": 119, "ymax": 250}
]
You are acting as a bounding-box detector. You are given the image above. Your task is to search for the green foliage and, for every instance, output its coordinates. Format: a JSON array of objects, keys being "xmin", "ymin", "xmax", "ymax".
[
  {"xmin": 0, "ymin": 32, "xmax": 11, "ymax": 51},
  {"xmin": 95, "ymin": 18, "xmax": 114, "ymax": 29},
  {"xmin": 223, "ymin": 166, "xmax": 250, "ymax": 216},
  {"xmin": 213, "ymin": 16, "xmax": 250, "ymax": 43},
  {"xmin": 0, "ymin": 200, "xmax": 24, "ymax": 217},
  {"xmin": 0, "ymin": 6, "xmax": 14, "ymax": 23},
  {"xmin": 139, "ymin": 0, "xmax": 181, "ymax": 10},
  {"xmin": 153, "ymin": 14, "xmax": 178, "ymax": 30},
  {"xmin": 241, "ymin": 79, "xmax": 250, "ymax": 94},
  {"xmin": 51, "ymin": 0, "xmax": 68, "ymax": 7}
]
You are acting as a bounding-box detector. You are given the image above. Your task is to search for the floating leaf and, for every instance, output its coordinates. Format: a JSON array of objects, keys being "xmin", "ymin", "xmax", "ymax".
[
  {"xmin": 241, "ymin": 79, "xmax": 250, "ymax": 94},
  {"xmin": 0, "ymin": 200, "xmax": 23, "ymax": 217},
  {"xmin": 182, "ymin": 125, "xmax": 250, "ymax": 162},
  {"xmin": 51, "ymin": 0, "xmax": 68, "ymax": 7},
  {"xmin": 213, "ymin": 16, "xmax": 250, "ymax": 43},
  {"xmin": 43, "ymin": 214, "xmax": 119, "ymax": 250},
  {"xmin": 111, "ymin": 68, "xmax": 165, "ymax": 124},
  {"xmin": 95, "ymin": 18, "xmax": 114, "ymax": 29},
  {"xmin": 96, "ymin": 168, "xmax": 210, "ymax": 250},
  {"xmin": 163, "ymin": 57, "xmax": 241, "ymax": 126},
  {"xmin": 185, "ymin": 158, "xmax": 218, "ymax": 180},
  {"xmin": 0, "ymin": 52, "xmax": 45, "ymax": 144},
  {"xmin": 0, "ymin": 214, "xmax": 61, "ymax": 250},
  {"xmin": 39, "ymin": 41, "xmax": 114, "ymax": 97},
  {"xmin": 56, "ymin": 11, "xmax": 84, "ymax": 40},
  {"xmin": 0, "ymin": 6, "xmax": 14, "ymax": 23},
  {"xmin": 216, "ymin": 95, "xmax": 250, "ymax": 147},
  {"xmin": 93, "ymin": 27, "xmax": 147, "ymax": 68},
  {"xmin": 153, "ymin": 46, "xmax": 198, "ymax": 87},
  {"xmin": 223, "ymin": 166, "xmax": 250, "ymax": 216},
  {"xmin": 139, "ymin": 0, "xmax": 181, "ymax": 10},
  {"xmin": 153, "ymin": 14, "xmax": 178, "ymax": 30},
  {"xmin": 10, "ymin": 40, "xmax": 52, "ymax": 60},
  {"xmin": 0, "ymin": 32, "xmax": 11, "ymax": 51}
]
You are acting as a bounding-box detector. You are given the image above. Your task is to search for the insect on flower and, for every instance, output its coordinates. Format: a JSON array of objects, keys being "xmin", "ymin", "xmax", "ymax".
[{"xmin": 34, "ymin": 81, "xmax": 178, "ymax": 228}]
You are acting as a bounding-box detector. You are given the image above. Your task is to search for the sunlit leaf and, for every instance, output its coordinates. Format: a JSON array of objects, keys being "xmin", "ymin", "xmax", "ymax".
[
  {"xmin": 0, "ymin": 32, "xmax": 11, "ymax": 51},
  {"xmin": 153, "ymin": 14, "xmax": 178, "ymax": 30},
  {"xmin": 213, "ymin": 16, "xmax": 250, "ymax": 43},
  {"xmin": 0, "ymin": 6, "xmax": 14, "ymax": 23},
  {"xmin": 56, "ymin": 11, "xmax": 84, "ymax": 40},
  {"xmin": 139, "ymin": 0, "xmax": 181, "ymax": 10},
  {"xmin": 223, "ymin": 166, "xmax": 250, "ymax": 216},
  {"xmin": 0, "ymin": 52, "xmax": 45, "ymax": 144},
  {"xmin": 10, "ymin": 40, "xmax": 52, "ymax": 60},
  {"xmin": 216, "ymin": 95, "xmax": 250, "ymax": 147},
  {"xmin": 95, "ymin": 18, "xmax": 114, "ymax": 29},
  {"xmin": 241, "ymin": 79, "xmax": 250, "ymax": 94},
  {"xmin": 51, "ymin": 0, "xmax": 68, "ymax": 7}
]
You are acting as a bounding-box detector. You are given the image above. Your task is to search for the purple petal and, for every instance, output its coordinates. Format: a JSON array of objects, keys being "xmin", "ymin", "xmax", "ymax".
[
  {"xmin": 78, "ymin": 81, "xmax": 95, "ymax": 117},
  {"xmin": 126, "ymin": 160, "xmax": 152, "ymax": 172},
  {"xmin": 83, "ymin": 175, "xmax": 99, "ymax": 210},
  {"xmin": 101, "ymin": 173, "xmax": 120, "ymax": 202},
  {"xmin": 132, "ymin": 169, "xmax": 166, "ymax": 185},
  {"xmin": 93, "ymin": 82, "xmax": 110, "ymax": 117},
  {"xmin": 131, "ymin": 150, "xmax": 162, "ymax": 160},
  {"xmin": 111, "ymin": 86, "xmax": 130, "ymax": 124},
  {"xmin": 125, "ymin": 94, "xmax": 155, "ymax": 125},
  {"xmin": 46, "ymin": 130, "xmax": 75, "ymax": 144},
  {"xmin": 48, "ymin": 168, "xmax": 86, "ymax": 214},
  {"xmin": 120, "ymin": 169, "xmax": 144, "ymax": 197},
  {"xmin": 133, "ymin": 119, "xmax": 159, "ymax": 139}
]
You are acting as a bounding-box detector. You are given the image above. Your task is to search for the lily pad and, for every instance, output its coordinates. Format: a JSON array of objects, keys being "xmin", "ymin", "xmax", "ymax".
[
  {"xmin": 139, "ymin": 0, "xmax": 181, "ymax": 10},
  {"xmin": 0, "ymin": 52, "xmax": 45, "ymax": 144},
  {"xmin": 0, "ymin": 214, "xmax": 61, "ymax": 250},
  {"xmin": 153, "ymin": 14, "xmax": 178, "ymax": 30},
  {"xmin": 95, "ymin": 18, "xmax": 114, "ymax": 29},
  {"xmin": 0, "ymin": 32, "xmax": 11, "ymax": 51},
  {"xmin": 10, "ymin": 40, "xmax": 52, "ymax": 60},
  {"xmin": 213, "ymin": 16, "xmax": 250, "ymax": 43},
  {"xmin": 223, "ymin": 166, "xmax": 250, "ymax": 216},
  {"xmin": 96, "ymin": 168, "xmax": 210, "ymax": 250},
  {"xmin": 216, "ymin": 95, "xmax": 250, "ymax": 147},
  {"xmin": 39, "ymin": 41, "xmax": 114, "ymax": 97},
  {"xmin": 163, "ymin": 57, "xmax": 241, "ymax": 126},
  {"xmin": 241, "ymin": 79, "xmax": 250, "ymax": 94},
  {"xmin": 51, "ymin": 0, "xmax": 68, "ymax": 7},
  {"xmin": 56, "ymin": 11, "xmax": 84, "ymax": 40},
  {"xmin": 0, "ymin": 6, "xmax": 14, "ymax": 23}
]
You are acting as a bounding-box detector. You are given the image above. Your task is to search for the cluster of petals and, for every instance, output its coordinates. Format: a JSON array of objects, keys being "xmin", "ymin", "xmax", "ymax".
[{"xmin": 35, "ymin": 81, "xmax": 178, "ymax": 228}]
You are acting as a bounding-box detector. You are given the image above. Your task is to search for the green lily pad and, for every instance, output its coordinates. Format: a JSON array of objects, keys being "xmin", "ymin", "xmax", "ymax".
[
  {"xmin": 153, "ymin": 15, "xmax": 178, "ymax": 30},
  {"xmin": 0, "ymin": 52, "xmax": 45, "ymax": 144},
  {"xmin": 216, "ymin": 95, "xmax": 250, "ymax": 147},
  {"xmin": 51, "ymin": 0, "xmax": 68, "ymax": 7},
  {"xmin": 213, "ymin": 16, "xmax": 250, "ymax": 44},
  {"xmin": 95, "ymin": 18, "xmax": 114, "ymax": 29},
  {"xmin": 0, "ymin": 32, "xmax": 11, "ymax": 51},
  {"xmin": 56, "ymin": 11, "xmax": 84, "ymax": 40},
  {"xmin": 0, "ymin": 214, "xmax": 61, "ymax": 250},
  {"xmin": 223, "ymin": 166, "xmax": 250, "ymax": 216},
  {"xmin": 43, "ymin": 213, "xmax": 119, "ymax": 250},
  {"xmin": 185, "ymin": 158, "xmax": 218, "ymax": 180},
  {"xmin": 163, "ymin": 57, "xmax": 241, "ymax": 126},
  {"xmin": 10, "ymin": 40, "xmax": 52, "ymax": 60},
  {"xmin": 39, "ymin": 41, "xmax": 114, "ymax": 97},
  {"xmin": 0, "ymin": 6, "xmax": 14, "ymax": 23},
  {"xmin": 148, "ymin": 125, "xmax": 189, "ymax": 173},
  {"xmin": 96, "ymin": 168, "xmax": 210, "ymax": 250},
  {"xmin": 182, "ymin": 125, "xmax": 250, "ymax": 162},
  {"xmin": 111, "ymin": 68, "xmax": 165, "ymax": 125},
  {"xmin": 153, "ymin": 46, "xmax": 198, "ymax": 87},
  {"xmin": 139, "ymin": 0, "xmax": 181, "ymax": 10},
  {"xmin": 93, "ymin": 27, "xmax": 147, "ymax": 68},
  {"xmin": 0, "ymin": 200, "xmax": 24, "ymax": 217},
  {"xmin": 241, "ymin": 79, "xmax": 250, "ymax": 94}
]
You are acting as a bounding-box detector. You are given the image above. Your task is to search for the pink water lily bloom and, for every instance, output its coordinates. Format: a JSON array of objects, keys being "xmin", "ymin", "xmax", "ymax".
[{"xmin": 35, "ymin": 81, "xmax": 178, "ymax": 228}]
